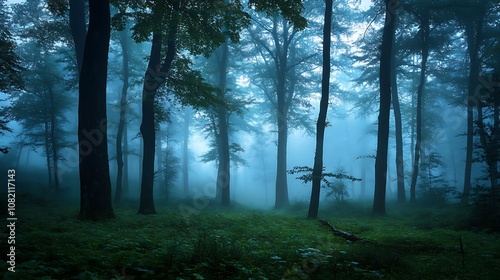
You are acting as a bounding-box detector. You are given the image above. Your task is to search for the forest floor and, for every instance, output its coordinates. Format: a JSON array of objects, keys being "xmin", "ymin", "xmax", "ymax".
[{"xmin": 1, "ymin": 191, "xmax": 499, "ymax": 280}]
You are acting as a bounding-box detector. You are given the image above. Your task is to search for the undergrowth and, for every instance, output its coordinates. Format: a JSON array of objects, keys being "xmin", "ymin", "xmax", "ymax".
[{"xmin": 0, "ymin": 195, "xmax": 499, "ymax": 279}]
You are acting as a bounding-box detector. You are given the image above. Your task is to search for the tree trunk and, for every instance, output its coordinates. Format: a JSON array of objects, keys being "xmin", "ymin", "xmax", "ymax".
[
  {"xmin": 138, "ymin": 2, "xmax": 178, "ymax": 214},
  {"xmin": 69, "ymin": 0, "xmax": 86, "ymax": 73},
  {"xmin": 462, "ymin": 10, "xmax": 484, "ymax": 203},
  {"xmin": 44, "ymin": 120, "xmax": 52, "ymax": 188},
  {"xmin": 156, "ymin": 126, "xmax": 164, "ymax": 190},
  {"xmin": 373, "ymin": 0, "xmax": 396, "ymax": 215},
  {"xmin": 391, "ymin": 41, "xmax": 405, "ymax": 203},
  {"xmin": 138, "ymin": 32, "xmax": 161, "ymax": 215},
  {"xmin": 182, "ymin": 108, "xmax": 190, "ymax": 195},
  {"xmin": 78, "ymin": 0, "xmax": 114, "ymax": 220},
  {"xmin": 308, "ymin": 0, "xmax": 332, "ymax": 219},
  {"xmin": 123, "ymin": 122, "xmax": 129, "ymax": 193},
  {"xmin": 48, "ymin": 86, "xmax": 60, "ymax": 192},
  {"xmin": 216, "ymin": 42, "xmax": 231, "ymax": 206},
  {"xmin": 410, "ymin": 13, "xmax": 430, "ymax": 203},
  {"xmin": 115, "ymin": 27, "xmax": 129, "ymax": 203}
]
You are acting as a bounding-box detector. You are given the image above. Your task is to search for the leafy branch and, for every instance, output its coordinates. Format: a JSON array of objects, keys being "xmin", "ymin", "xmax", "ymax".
[{"xmin": 287, "ymin": 166, "xmax": 361, "ymax": 188}]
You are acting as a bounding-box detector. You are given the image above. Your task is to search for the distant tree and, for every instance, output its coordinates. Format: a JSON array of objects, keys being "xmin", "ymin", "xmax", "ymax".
[
  {"xmin": 113, "ymin": 0, "xmax": 250, "ymax": 214},
  {"xmin": 453, "ymin": 0, "xmax": 497, "ymax": 203},
  {"xmin": 0, "ymin": 0, "xmax": 23, "ymax": 154},
  {"xmin": 247, "ymin": 8, "xmax": 314, "ymax": 209},
  {"xmin": 0, "ymin": 0, "xmax": 23, "ymax": 92},
  {"xmin": 418, "ymin": 151, "xmax": 453, "ymax": 204},
  {"xmin": 162, "ymin": 136, "xmax": 181, "ymax": 201},
  {"xmin": 10, "ymin": 50, "xmax": 73, "ymax": 191},
  {"xmin": 308, "ymin": 0, "xmax": 332, "ymax": 219}
]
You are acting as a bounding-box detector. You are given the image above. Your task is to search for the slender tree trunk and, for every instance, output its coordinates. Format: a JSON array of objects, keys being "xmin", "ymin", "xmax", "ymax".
[
  {"xmin": 391, "ymin": 42, "xmax": 405, "ymax": 202},
  {"xmin": 69, "ymin": 0, "xmax": 86, "ymax": 73},
  {"xmin": 138, "ymin": 32, "xmax": 161, "ymax": 215},
  {"xmin": 139, "ymin": 2, "xmax": 179, "ymax": 214},
  {"xmin": 410, "ymin": 14, "xmax": 430, "ymax": 203},
  {"xmin": 373, "ymin": 0, "xmax": 396, "ymax": 215},
  {"xmin": 274, "ymin": 17, "xmax": 291, "ymax": 209},
  {"xmin": 462, "ymin": 11, "xmax": 484, "ymax": 203},
  {"xmin": 48, "ymin": 86, "xmax": 60, "ymax": 192},
  {"xmin": 216, "ymin": 42, "xmax": 231, "ymax": 206},
  {"xmin": 115, "ymin": 27, "xmax": 129, "ymax": 203},
  {"xmin": 156, "ymin": 126, "xmax": 164, "ymax": 190},
  {"xmin": 78, "ymin": 0, "xmax": 114, "ymax": 220},
  {"xmin": 123, "ymin": 123, "xmax": 129, "ymax": 193},
  {"xmin": 308, "ymin": 0, "xmax": 332, "ymax": 219},
  {"xmin": 182, "ymin": 108, "xmax": 190, "ymax": 195},
  {"xmin": 44, "ymin": 120, "xmax": 52, "ymax": 188}
]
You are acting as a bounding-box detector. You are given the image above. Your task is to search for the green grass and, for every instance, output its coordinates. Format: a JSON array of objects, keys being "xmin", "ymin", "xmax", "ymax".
[{"xmin": 1, "ymin": 194, "xmax": 499, "ymax": 279}]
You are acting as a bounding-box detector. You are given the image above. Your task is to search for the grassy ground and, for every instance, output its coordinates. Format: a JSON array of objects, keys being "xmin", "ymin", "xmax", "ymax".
[{"xmin": 1, "ymin": 192, "xmax": 499, "ymax": 279}]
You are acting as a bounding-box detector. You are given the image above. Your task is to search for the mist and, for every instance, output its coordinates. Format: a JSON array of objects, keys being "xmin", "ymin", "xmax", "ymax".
[{"xmin": 0, "ymin": 0, "xmax": 499, "ymax": 278}]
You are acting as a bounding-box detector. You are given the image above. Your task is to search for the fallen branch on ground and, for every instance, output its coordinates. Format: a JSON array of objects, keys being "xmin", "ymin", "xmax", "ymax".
[{"xmin": 319, "ymin": 219, "xmax": 364, "ymax": 242}]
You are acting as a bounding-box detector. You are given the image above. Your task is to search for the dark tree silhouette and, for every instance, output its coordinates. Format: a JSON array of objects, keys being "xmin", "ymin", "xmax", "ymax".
[
  {"xmin": 78, "ymin": 0, "xmax": 114, "ymax": 220},
  {"xmin": 308, "ymin": 0, "xmax": 332, "ymax": 219},
  {"xmin": 373, "ymin": 0, "xmax": 396, "ymax": 215}
]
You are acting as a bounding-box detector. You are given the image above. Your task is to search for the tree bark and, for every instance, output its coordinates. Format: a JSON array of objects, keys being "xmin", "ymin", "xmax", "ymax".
[
  {"xmin": 410, "ymin": 13, "xmax": 430, "ymax": 203},
  {"xmin": 78, "ymin": 0, "xmax": 114, "ymax": 220},
  {"xmin": 373, "ymin": 0, "xmax": 396, "ymax": 215},
  {"xmin": 115, "ymin": 27, "xmax": 129, "ymax": 203},
  {"xmin": 308, "ymin": 0, "xmax": 332, "ymax": 219}
]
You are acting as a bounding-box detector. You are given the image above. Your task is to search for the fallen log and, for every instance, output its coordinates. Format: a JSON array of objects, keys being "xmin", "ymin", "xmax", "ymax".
[{"xmin": 319, "ymin": 219, "xmax": 364, "ymax": 242}]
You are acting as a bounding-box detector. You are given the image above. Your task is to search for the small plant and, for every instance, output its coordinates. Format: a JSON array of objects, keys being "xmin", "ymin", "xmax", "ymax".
[{"xmin": 417, "ymin": 152, "xmax": 454, "ymax": 204}]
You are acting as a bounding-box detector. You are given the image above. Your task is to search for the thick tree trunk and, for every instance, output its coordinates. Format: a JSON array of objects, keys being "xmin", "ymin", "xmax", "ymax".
[
  {"xmin": 410, "ymin": 14, "xmax": 430, "ymax": 203},
  {"xmin": 115, "ymin": 28, "xmax": 129, "ymax": 203},
  {"xmin": 69, "ymin": 0, "xmax": 86, "ymax": 73},
  {"xmin": 308, "ymin": 0, "xmax": 332, "ymax": 219},
  {"xmin": 391, "ymin": 43, "xmax": 405, "ymax": 203},
  {"xmin": 78, "ymin": 0, "xmax": 114, "ymax": 220},
  {"xmin": 373, "ymin": 0, "xmax": 396, "ymax": 215}
]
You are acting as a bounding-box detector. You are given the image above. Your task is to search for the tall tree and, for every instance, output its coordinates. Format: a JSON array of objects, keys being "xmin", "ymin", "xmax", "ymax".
[
  {"xmin": 409, "ymin": 9, "xmax": 430, "ymax": 202},
  {"xmin": 113, "ymin": 0, "xmax": 250, "ymax": 214},
  {"xmin": 78, "ymin": 0, "xmax": 113, "ymax": 220},
  {"xmin": 456, "ymin": 2, "xmax": 487, "ymax": 203},
  {"xmin": 308, "ymin": 0, "xmax": 332, "ymax": 219},
  {"xmin": 247, "ymin": 9, "xmax": 312, "ymax": 209},
  {"xmin": 373, "ymin": 0, "xmax": 397, "ymax": 215},
  {"xmin": 114, "ymin": 22, "xmax": 130, "ymax": 203}
]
